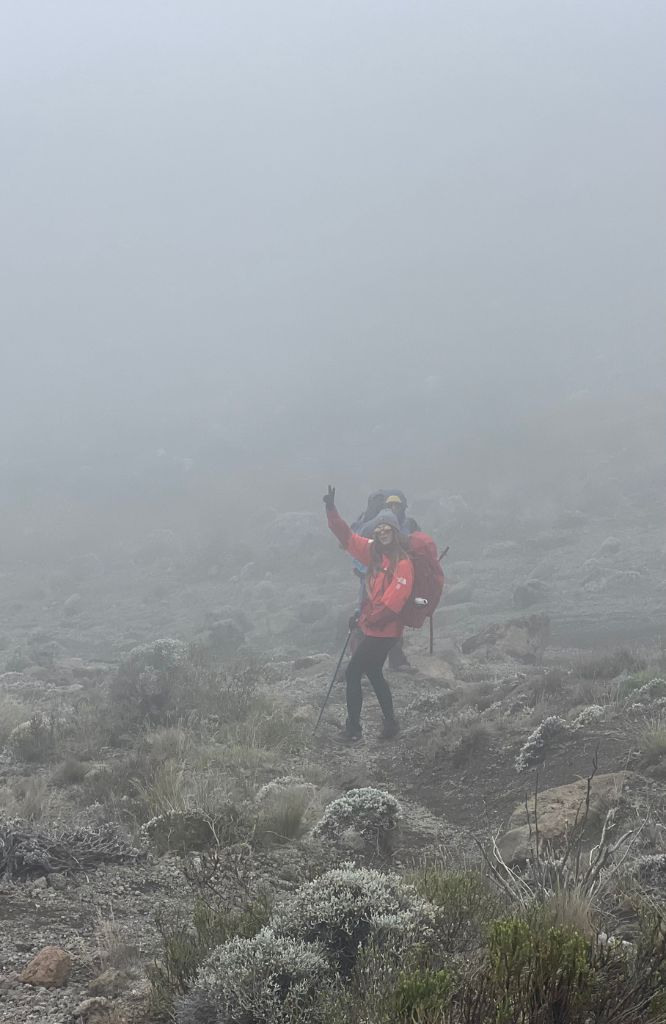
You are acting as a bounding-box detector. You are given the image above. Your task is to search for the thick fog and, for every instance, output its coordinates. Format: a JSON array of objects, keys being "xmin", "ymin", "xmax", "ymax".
[{"xmin": 1, "ymin": 0, "xmax": 665, "ymax": 549}]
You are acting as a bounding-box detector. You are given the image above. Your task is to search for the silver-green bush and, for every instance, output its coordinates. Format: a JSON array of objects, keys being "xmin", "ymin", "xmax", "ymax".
[
  {"xmin": 313, "ymin": 787, "xmax": 400, "ymax": 852},
  {"xmin": 177, "ymin": 929, "xmax": 330, "ymax": 1024},
  {"xmin": 270, "ymin": 864, "xmax": 433, "ymax": 974}
]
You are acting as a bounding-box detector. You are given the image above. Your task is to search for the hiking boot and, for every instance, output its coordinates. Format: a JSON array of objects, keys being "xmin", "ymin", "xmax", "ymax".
[
  {"xmin": 378, "ymin": 719, "xmax": 400, "ymax": 740},
  {"xmin": 342, "ymin": 720, "xmax": 363, "ymax": 743}
]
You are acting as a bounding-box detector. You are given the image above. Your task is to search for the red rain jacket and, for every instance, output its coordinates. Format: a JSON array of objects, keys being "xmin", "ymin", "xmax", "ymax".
[{"xmin": 327, "ymin": 507, "xmax": 414, "ymax": 638}]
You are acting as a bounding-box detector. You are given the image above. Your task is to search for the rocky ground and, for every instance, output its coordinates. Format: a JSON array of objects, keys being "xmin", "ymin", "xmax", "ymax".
[
  {"xmin": 2, "ymin": 489, "xmax": 666, "ymax": 1022},
  {"xmin": 1, "ymin": 485, "xmax": 666, "ymax": 670},
  {"xmin": 3, "ymin": 625, "xmax": 666, "ymax": 1021}
]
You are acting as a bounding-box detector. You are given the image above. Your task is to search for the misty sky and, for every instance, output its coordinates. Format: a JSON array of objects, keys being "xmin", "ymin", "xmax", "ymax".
[{"xmin": 2, "ymin": 1, "xmax": 665, "ymax": 469}]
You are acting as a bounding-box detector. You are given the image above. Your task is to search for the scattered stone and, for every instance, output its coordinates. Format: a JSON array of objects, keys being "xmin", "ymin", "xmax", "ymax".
[{"xmin": 21, "ymin": 946, "xmax": 72, "ymax": 988}]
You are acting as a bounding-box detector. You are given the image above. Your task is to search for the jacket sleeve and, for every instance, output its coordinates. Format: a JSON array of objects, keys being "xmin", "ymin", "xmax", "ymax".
[
  {"xmin": 327, "ymin": 508, "xmax": 373, "ymax": 565},
  {"xmin": 378, "ymin": 557, "xmax": 414, "ymax": 614}
]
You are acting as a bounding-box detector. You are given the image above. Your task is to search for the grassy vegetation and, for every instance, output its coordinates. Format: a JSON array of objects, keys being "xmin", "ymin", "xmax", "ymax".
[
  {"xmin": 640, "ymin": 720, "xmax": 666, "ymax": 766},
  {"xmin": 5, "ymin": 639, "xmax": 666, "ymax": 1024},
  {"xmin": 578, "ymin": 649, "xmax": 646, "ymax": 681}
]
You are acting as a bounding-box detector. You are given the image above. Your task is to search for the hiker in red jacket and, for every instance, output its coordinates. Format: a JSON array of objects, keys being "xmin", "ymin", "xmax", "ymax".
[{"xmin": 323, "ymin": 485, "xmax": 414, "ymax": 741}]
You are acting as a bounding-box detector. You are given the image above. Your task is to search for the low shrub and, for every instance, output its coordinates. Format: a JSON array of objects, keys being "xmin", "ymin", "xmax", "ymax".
[
  {"xmin": 579, "ymin": 650, "xmax": 645, "ymax": 681},
  {"xmin": 451, "ymin": 721, "xmax": 497, "ymax": 767},
  {"xmin": 3, "ymin": 775, "xmax": 52, "ymax": 821},
  {"xmin": 176, "ymin": 929, "xmax": 330, "ymax": 1024},
  {"xmin": 141, "ymin": 805, "xmax": 243, "ymax": 855},
  {"xmin": 313, "ymin": 788, "xmax": 401, "ymax": 855},
  {"xmin": 571, "ymin": 705, "xmax": 605, "ymax": 729},
  {"xmin": 410, "ymin": 866, "xmax": 502, "ymax": 950},
  {"xmin": 639, "ymin": 720, "xmax": 666, "ymax": 766},
  {"xmin": 109, "ymin": 638, "xmax": 189, "ymax": 726},
  {"xmin": 149, "ymin": 896, "xmax": 272, "ymax": 1018},
  {"xmin": 485, "ymin": 916, "xmax": 591, "ymax": 1021},
  {"xmin": 391, "ymin": 966, "xmax": 454, "ymax": 1022},
  {"xmin": 95, "ymin": 911, "xmax": 141, "ymax": 969},
  {"xmin": 7, "ymin": 714, "xmax": 58, "ymax": 763},
  {"xmin": 270, "ymin": 864, "xmax": 433, "ymax": 975},
  {"xmin": 0, "ymin": 696, "xmax": 32, "ymax": 747},
  {"xmin": 51, "ymin": 758, "xmax": 87, "ymax": 787},
  {"xmin": 255, "ymin": 777, "xmax": 315, "ymax": 845},
  {"xmin": 109, "ymin": 641, "xmax": 265, "ymax": 732},
  {"xmin": 144, "ymin": 724, "xmax": 192, "ymax": 763},
  {"xmin": 514, "ymin": 716, "xmax": 568, "ymax": 772}
]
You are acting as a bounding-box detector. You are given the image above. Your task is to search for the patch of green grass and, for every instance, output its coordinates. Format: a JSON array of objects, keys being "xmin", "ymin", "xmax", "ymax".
[
  {"xmin": 255, "ymin": 788, "xmax": 313, "ymax": 845},
  {"xmin": 579, "ymin": 650, "xmax": 645, "ymax": 682},
  {"xmin": 639, "ymin": 721, "xmax": 666, "ymax": 766},
  {"xmin": 409, "ymin": 866, "xmax": 502, "ymax": 950},
  {"xmin": 148, "ymin": 896, "xmax": 271, "ymax": 1018},
  {"xmin": 615, "ymin": 669, "xmax": 656, "ymax": 700}
]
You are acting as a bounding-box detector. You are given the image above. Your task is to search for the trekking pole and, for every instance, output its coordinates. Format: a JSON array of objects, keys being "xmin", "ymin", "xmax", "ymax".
[
  {"xmin": 429, "ymin": 546, "xmax": 449, "ymax": 656},
  {"xmin": 312, "ymin": 627, "xmax": 353, "ymax": 736}
]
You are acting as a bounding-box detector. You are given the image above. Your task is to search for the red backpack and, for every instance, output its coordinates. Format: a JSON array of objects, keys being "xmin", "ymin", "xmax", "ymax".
[{"xmin": 399, "ymin": 531, "xmax": 445, "ymax": 628}]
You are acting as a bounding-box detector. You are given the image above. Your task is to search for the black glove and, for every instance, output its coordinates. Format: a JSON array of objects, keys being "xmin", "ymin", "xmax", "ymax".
[
  {"xmin": 323, "ymin": 485, "xmax": 336, "ymax": 512},
  {"xmin": 348, "ymin": 611, "xmax": 360, "ymax": 631}
]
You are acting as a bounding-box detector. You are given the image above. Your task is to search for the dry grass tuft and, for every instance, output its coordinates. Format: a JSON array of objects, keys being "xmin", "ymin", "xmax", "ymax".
[{"xmin": 95, "ymin": 911, "xmax": 141, "ymax": 970}]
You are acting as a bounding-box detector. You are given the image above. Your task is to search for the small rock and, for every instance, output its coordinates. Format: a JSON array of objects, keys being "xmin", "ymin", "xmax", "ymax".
[
  {"xmin": 21, "ymin": 946, "xmax": 71, "ymax": 988},
  {"xmin": 47, "ymin": 873, "xmax": 68, "ymax": 891},
  {"xmin": 598, "ymin": 536, "xmax": 622, "ymax": 556},
  {"xmin": 31, "ymin": 876, "xmax": 48, "ymax": 890}
]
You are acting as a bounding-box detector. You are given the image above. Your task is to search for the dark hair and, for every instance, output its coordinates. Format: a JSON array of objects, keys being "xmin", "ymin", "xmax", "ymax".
[{"xmin": 366, "ymin": 527, "xmax": 412, "ymax": 594}]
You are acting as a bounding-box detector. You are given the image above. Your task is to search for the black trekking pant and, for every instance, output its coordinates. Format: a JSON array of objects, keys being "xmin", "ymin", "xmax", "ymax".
[
  {"xmin": 345, "ymin": 635, "xmax": 396, "ymax": 729},
  {"xmin": 388, "ymin": 639, "xmax": 409, "ymax": 669}
]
